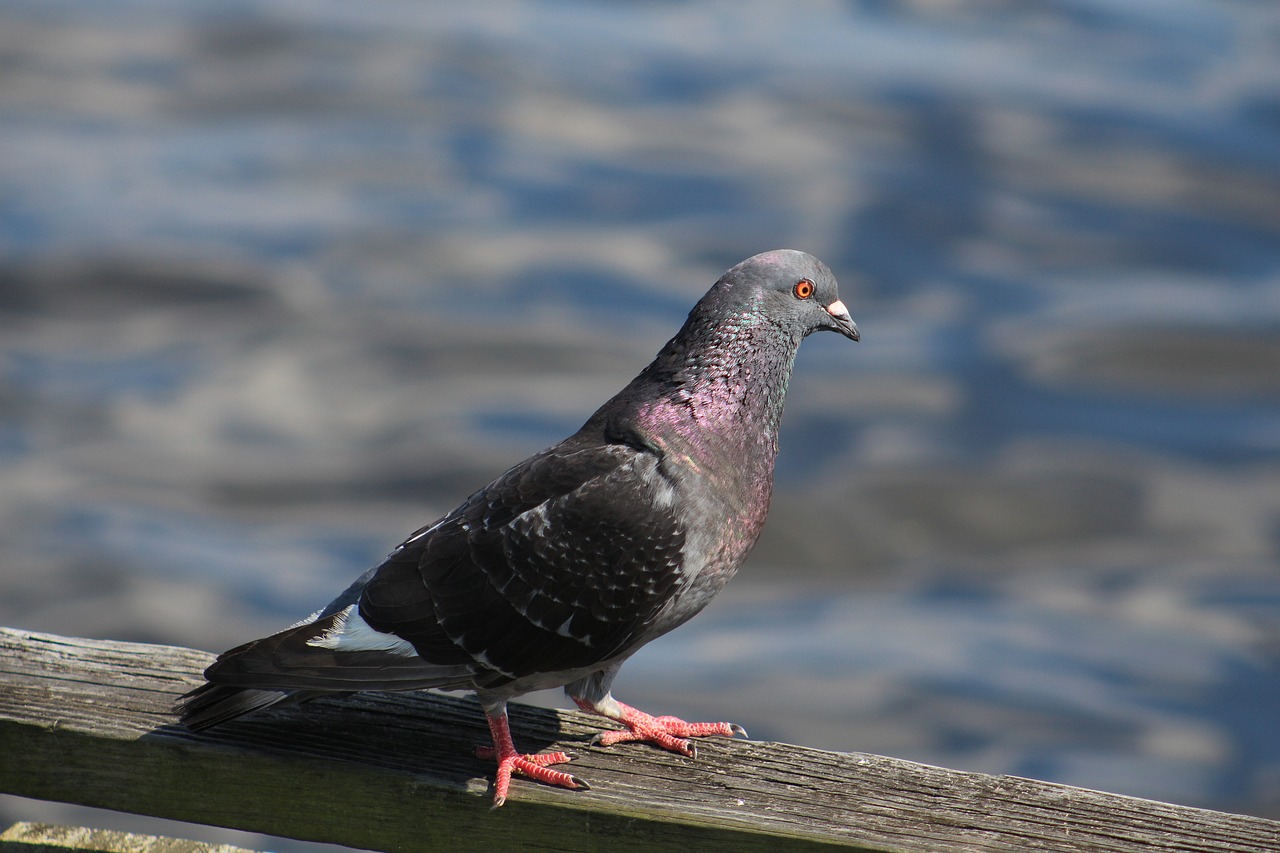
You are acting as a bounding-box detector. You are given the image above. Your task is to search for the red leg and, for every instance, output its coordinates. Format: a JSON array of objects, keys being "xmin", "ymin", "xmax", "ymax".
[
  {"xmin": 573, "ymin": 697, "xmax": 746, "ymax": 758},
  {"xmin": 477, "ymin": 708, "xmax": 588, "ymax": 807}
]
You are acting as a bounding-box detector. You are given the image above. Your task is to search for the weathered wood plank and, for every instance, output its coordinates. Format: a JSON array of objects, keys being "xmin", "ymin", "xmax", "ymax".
[
  {"xmin": 1, "ymin": 627, "xmax": 1277, "ymax": 852},
  {"xmin": 1, "ymin": 822, "xmax": 258, "ymax": 853}
]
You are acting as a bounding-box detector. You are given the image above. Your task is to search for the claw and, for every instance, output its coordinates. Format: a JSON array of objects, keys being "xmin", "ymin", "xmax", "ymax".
[
  {"xmin": 578, "ymin": 698, "xmax": 744, "ymax": 757},
  {"xmin": 482, "ymin": 708, "xmax": 585, "ymax": 807}
]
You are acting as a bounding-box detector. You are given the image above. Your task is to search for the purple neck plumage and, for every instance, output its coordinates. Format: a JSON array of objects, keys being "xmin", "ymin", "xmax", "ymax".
[
  {"xmin": 606, "ymin": 303, "xmax": 803, "ymax": 481},
  {"xmin": 576, "ymin": 293, "xmax": 806, "ymax": 577}
]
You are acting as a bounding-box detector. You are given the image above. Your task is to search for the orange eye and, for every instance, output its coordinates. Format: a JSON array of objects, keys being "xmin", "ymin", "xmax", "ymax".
[{"xmin": 793, "ymin": 279, "xmax": 815, "ymax": 299}]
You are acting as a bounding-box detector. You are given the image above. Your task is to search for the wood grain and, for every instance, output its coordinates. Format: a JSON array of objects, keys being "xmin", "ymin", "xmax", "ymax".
[{"xmin": 1, "ymin": 627, "xmax": 1277, "ymax": 852}]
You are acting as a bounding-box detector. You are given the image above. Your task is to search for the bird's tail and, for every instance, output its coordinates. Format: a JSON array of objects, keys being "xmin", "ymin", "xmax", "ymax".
[
  {"xmin": 175, "ymin": 682, "xmax": 326, "ymax": 731},
  {"xmin": 174, "ymin": 610, "xmax": 473, "ymax": 730}
]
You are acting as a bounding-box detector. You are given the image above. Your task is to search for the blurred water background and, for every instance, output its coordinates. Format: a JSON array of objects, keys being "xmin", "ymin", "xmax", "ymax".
[{"xmin": 3, "ymin": 0, "xmax": 1280, "ymax": 847}]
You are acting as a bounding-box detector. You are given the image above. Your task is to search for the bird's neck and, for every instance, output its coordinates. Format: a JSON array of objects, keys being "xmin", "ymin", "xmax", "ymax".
[
  {"xmin": 573, "ymin": 313, "xmax": 799, "ymax": 574},
  {"xmin": 619, "ymin": 312, "xmax": 802, "ymax": 468}
]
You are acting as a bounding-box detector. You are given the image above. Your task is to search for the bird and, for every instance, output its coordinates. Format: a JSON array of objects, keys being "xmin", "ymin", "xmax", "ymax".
[{"xmin": 176, "ymin": 249, "xmax": 859, "ymax": 806}]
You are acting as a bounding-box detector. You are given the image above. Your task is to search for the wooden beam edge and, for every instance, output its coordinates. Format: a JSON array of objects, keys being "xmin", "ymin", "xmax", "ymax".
[
  {"xmin": 0, "ymin": 821, "xmax": 260, "ymax": 853},
  {"xmin": 2, "ymin": 627, "xmax": 1278, "ymax": 853}
]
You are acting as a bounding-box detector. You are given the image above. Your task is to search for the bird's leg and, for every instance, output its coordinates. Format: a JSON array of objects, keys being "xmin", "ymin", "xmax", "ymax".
[
  {"xmin": 571, "ymin": 693, "xmax": 747, "ymax": 758},
  {"xmin": 475, "ymin": 703, "xmax": 588, "ymax": 807}
]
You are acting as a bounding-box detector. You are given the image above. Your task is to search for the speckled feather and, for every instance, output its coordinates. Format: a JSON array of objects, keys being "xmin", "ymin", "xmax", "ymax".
[{"xmin": 360, "ymin": 435, "xmax": 687, "ymax": 688}]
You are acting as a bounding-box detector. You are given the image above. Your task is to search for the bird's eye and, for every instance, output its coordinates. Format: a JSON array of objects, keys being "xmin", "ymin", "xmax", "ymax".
[{"xmin": 793, "ymin": 279, "xmax": 815, "ymax": 299}]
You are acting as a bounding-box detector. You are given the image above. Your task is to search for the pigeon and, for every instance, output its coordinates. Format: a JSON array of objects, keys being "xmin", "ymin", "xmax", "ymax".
[{"xmin": 177, "ymin": 249, "xmax": 859, "ymax": 806}]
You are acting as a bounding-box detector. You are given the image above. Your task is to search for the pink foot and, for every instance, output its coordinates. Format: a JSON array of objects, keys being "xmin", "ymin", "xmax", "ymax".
[
  {"xmin": 575, "ymin": 698, "xmax": 747, "ymax": 757},
  {"xmin": 480, "ymin": 710, "xmax": 588, "ymax": 807}
]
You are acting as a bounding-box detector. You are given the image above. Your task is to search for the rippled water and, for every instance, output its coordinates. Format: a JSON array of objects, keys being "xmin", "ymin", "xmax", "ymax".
[{"xmin": 3, "ymin": 1, "xmax": 1280, "ymax": 842}]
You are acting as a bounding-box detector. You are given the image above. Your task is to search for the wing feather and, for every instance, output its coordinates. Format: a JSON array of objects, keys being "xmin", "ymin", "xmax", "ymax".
[
  {"xmin": 359, "ymin": 434, "xmax": 687, "ymax": 687},
  {"xmin": 184, "ymin": 428, "xmax": 689, "ymax": 723}
]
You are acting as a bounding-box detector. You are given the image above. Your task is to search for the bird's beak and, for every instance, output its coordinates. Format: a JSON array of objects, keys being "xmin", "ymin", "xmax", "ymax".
[{"xmin": 824, "ymin": 299, "xmax": 860, "ymax": 341}]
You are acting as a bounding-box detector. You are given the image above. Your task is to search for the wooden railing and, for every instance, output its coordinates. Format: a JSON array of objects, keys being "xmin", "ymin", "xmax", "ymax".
[{"xmin": 1, "ymin": 627, "xmax": 1277, "ymax": 852}]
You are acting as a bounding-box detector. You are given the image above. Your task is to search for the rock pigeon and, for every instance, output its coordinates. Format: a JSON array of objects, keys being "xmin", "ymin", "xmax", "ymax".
[{"xmin": 177, "ymin": 249, "xmax": 859, "ymax": 806}]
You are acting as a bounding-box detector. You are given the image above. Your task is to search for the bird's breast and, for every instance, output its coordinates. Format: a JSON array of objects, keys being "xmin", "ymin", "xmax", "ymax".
[{"xmin": 637, "ymin": 432, "xmax": 775, "ymax": 641}]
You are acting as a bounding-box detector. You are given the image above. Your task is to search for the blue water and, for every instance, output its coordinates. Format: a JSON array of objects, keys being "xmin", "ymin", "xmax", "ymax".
[{"xmin": 2, "ymin": 0, "xmax": 1280, "ymax": 837}]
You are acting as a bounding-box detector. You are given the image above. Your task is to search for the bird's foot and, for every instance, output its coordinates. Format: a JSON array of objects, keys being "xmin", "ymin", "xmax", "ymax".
[
  {"xmin": 480, "ymin": 708, "xmax": 588, "ymax": 807},
  {"xmin": 474, "ymin": 744, "xmax": 586, "ymax": 807},
  {"xmin": 576, "ymin": 698, "xmax": 747, "ymax": 758}
]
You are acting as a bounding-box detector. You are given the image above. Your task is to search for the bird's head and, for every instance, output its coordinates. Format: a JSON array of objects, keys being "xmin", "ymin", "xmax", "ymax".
[{"xmin": 710, "ymin": 249, "xmax": 860, "ymax": 343}]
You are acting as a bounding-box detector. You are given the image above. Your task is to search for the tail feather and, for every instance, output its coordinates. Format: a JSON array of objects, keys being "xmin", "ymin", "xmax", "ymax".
[
  {"xmin": 175, "ymin": 683, "xmax": 315, "ymax": 731},
  {"xmin": 176, "ymin": 612, "xmax": 475, "ymax": 731}
]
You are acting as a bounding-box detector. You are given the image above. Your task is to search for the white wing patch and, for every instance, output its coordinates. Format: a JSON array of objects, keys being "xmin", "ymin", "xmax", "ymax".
[
  {"xmin": 650, "ymin": 473, "xmax": 676, "ymax": 509},
  {"xmin": 401, "ymin": 518, "xmax": 447, "ymax": 548},
  {"xmin": 306, "ymin": 604, "xmax": 419, "ymax": 657},
  {"xmin": 288, "ymin": 608, "xmax": 326, "ymax": 629},
  {"xmin": 468, "ymin": 649, "xmax": 518, "ymax": 679},
  {"xmin": 513, "ymin": 502, "xmax": 551, "ymax": 533}
]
